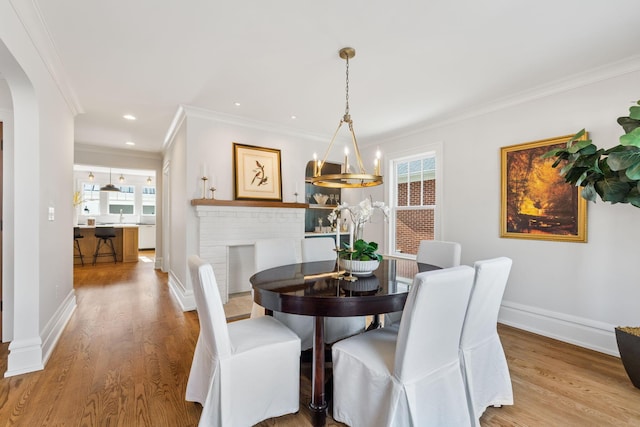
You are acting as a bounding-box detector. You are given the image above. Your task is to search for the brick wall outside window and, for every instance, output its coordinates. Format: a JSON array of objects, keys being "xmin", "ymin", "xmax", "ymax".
[
  {"xmin": 395, "ymin": 209, "xmax": 435, "ymax": 255},
  {"xmin": 395, "ymin": 178, "xmax": 436, "ymax": 255}
]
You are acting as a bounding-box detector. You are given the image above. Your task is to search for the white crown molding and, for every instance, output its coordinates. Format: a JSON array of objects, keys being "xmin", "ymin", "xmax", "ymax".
[
  {"xmin": 181, "ymin": 104, "xmax": 336, "ymax": 144},
  {"xmin": 75, "ymin": 142, "xmax": 162, "ymax": 161},
  {"xmin": 163, "ymin": 105, "xmax": 186, "ymax": 151},
  {"xmin": 9, "ymin": 0, "xmax": 83, "ymax": 116},
  {"xmin": 369, "ymin": 55, "xmax": 640, "ymax": 146}
]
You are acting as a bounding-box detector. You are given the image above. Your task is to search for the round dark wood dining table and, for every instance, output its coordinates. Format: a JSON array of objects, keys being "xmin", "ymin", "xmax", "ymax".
[{"xmin": 250, "ymin": 257, "xmax": 436, "ymax": 426}]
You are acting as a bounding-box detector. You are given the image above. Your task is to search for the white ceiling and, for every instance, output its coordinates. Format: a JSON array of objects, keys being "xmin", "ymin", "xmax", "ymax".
[{"xmin": 11, "ymin": 1, "xmax": 640, "ymax": 152}]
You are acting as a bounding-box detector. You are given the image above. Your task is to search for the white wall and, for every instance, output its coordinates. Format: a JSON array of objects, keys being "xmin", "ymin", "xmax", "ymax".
[
  {"xmin": 163, "ymin": 107, "xmax": 342, "ymax": 310},
  {"xmin": 1, "ymin": 3, "xmax": 78, "ymax": 376},
  {"xmin": 367, "ymin": 69, "xmax": 640, "ymax": 356}
]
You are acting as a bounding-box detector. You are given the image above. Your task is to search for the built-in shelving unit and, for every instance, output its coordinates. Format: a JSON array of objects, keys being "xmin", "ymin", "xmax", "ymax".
[{"xmin": 304, "ymin": 161, "xmax": 347, "ymax": 246}]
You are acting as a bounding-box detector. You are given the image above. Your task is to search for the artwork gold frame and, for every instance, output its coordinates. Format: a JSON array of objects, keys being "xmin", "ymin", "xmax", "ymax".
[
  {"xmin": 233, "ymin": 143, "xmax": 282, "ymax": 201},
  {"xmin": 500, "ymin": 134, "xmax": 587, "ymax": 242}
]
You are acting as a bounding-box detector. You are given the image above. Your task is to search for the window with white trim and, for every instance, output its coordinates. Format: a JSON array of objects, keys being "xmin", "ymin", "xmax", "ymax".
[
  {"xmin": 108, "ymin": 185, "xmax": 135, "ymax": 214},
  {"xmin": 81, "ymin": 183, "xmax": 101, "ymax": 215},
  {"xmin": 141, "ymin": 186, "xmax": 156, "ymax": 215},
  {"xmin": 390, "ymin": 152, "xmax": 438, "ymax": 256}
]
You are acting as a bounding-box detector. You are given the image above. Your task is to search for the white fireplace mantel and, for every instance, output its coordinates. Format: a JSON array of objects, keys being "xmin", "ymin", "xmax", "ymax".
[{"xmin": 194, "ymin": 201, "xmax": 306, "ymax": 303}]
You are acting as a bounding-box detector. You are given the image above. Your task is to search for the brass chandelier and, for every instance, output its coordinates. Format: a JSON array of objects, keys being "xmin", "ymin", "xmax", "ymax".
[{"xmin": 310, "ymin": 47, "xmax": 383, "ymax": 188}]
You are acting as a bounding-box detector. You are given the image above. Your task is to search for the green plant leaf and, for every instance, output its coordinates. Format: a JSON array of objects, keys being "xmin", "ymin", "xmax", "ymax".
[
  {"xmin": 617, "ymin": 116, "xmax": 640, "ymax": 134},
  {"xmin": 596, "ymin": 179, "xmax": 631, "ymax": 203},
  {"xmin": 630, "ymin": 106, "xmax": 640, "ymax": 120},
  {"xmin": 581, "ymin": 184, "xmax": 598, "ymax": 202},
  {"xmin": 626, "ymin": 161, "xmax": 640, "ymax": 180},
  {"xmin": 607, "ymin": 147, "xmax": 640, "ymax": 171},
  {"xmin": 619, "ymin": 127, "xmax": 640, "ymax": 147},
  {"xmin": 567, "ymin": 129, "xmax": 586, "ymax": 147},
  {"xmin": 540, "ymin": 147, "xmax": 564, "ymax": 159}
]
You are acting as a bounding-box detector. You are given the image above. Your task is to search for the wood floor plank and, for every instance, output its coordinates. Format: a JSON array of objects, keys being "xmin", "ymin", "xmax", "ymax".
[{"xmin": 0, "ymin": 253, "xmax": 638, "ymax": 426}]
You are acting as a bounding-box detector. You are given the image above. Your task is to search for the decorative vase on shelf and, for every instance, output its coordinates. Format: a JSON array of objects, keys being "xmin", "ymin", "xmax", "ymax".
[{"xmin": 339, "ymin": 259, "xmax": 380, "ymax": 277}]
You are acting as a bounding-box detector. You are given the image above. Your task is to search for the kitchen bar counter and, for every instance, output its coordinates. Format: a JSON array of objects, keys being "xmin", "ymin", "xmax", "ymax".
[{"xmin": 74, "ymin": 225, "xmax": 139, "ymax": 265}]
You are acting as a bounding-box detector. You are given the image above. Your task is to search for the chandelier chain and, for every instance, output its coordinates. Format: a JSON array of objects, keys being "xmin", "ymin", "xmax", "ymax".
[{"xmin": 344, "ymin": 55, "xmax": 350, "ymax": 117}]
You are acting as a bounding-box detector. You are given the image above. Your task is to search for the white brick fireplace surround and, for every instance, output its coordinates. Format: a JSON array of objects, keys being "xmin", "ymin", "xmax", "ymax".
[{"xmin": 194, "ymin": 202, "xmax": 306, "ymax": 303}]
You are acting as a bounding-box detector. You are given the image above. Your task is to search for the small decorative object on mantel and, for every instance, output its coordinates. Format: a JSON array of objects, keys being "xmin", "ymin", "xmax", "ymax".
[{"xmin": 200, "ymin": 176, "xmax": 208, "ymax": 199}]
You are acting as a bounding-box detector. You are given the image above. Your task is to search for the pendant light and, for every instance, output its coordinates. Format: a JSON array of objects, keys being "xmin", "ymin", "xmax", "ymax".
[
  {"xmin": 100, "ymin": 169, "xmax": 121, "ymax": 192},
  {"xmin": 310, "ymin": 47, "xmax": 383, "ymax": 188}
]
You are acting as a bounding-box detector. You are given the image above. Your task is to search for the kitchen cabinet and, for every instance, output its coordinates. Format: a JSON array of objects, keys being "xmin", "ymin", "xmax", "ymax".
[{"xmin": 138, "ymin": 224, "xmax": 156, "ymax": 249}]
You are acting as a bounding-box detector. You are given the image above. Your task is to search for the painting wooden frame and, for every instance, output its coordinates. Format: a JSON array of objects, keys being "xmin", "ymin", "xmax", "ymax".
[
  {"xmin": 233, "ymin": 143, "xmax": 282, "ymax": 201},
  {"xmin": 500, "ymin": 134, "xmax": 587, "ymax": 242}
]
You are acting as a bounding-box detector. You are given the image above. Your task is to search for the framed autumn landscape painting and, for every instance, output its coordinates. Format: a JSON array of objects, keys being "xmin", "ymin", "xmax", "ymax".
[
  {"xmin": 500, "ymin": 134, "xmax": 587, "ymax": 242},
  {"xmin": 233, "ymin": 143, "xmax": 283, "ymax": 201}
]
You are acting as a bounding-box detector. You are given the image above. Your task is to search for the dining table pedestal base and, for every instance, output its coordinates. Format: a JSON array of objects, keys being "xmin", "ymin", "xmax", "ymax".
[{"xmin": 309, "ymin": 315, "xmax": 328, "ymax": 426}]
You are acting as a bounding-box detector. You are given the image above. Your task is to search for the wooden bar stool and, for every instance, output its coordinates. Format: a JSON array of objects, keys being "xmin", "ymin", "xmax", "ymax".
[
  {"xmin": 74, "ymin": 227, "xmax": 84, "ymax": 266},
  {"xmin": 93, "ymin": 226, "xmax": 117, "ymax": 265}
]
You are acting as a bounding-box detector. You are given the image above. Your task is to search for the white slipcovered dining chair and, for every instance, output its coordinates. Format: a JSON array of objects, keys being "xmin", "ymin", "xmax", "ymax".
[
  {"xmin": 254, "ymin": 238, "xmax": 317, "ymax": 350},
  {"xmin": 332, "ymin": 266, "xmax": 475, "ymax": 427},
  {"xmin": 250, "ymin": 238, "xmax": 303, "ymax": 318},
  {"xmin": 385, "ymin": 239, "xmax": 462, "ymax": 328},
  {"xmin": 416, "ymin": 239, "xmax": 462, "ymax": 268},
  {"xmin": 185, "ymin": 255, "xmax": 301, "ymax": 427},
  {"xmin": 301, "ymin": 237, "xmax": 367, "ymax": 344},
  {"xmin": 301, "ymin": 236, "xmax": 337, "ymax": 262},
  {"xmin": 460, "ymin": 257, "xmax": 514, "ymax": 426}
]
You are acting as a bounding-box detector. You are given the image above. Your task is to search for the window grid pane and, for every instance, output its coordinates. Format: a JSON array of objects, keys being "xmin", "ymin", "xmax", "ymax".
[{"xmin": 392, "ymin": 153, "xmax": 437, "ymax": 256}]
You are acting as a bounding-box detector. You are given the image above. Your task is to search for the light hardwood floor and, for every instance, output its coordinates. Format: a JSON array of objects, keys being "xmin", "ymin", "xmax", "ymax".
[{"xmin": 0, "ymin": 254, "xmax": 638, "ymax": 426}]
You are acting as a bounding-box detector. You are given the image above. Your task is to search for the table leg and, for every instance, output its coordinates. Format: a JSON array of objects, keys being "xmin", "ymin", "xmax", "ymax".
[
  {"xmin": 367, "ymin": 313, "xmax": 382, "ymax": 330},
  {"xmin": 309, "ymin": 315, "xmax": 327, "ymax": 426}
]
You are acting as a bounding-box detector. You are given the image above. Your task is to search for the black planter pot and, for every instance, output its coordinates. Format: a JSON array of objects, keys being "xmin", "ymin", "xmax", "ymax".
[{"xmin": 615, "ymin": 327, "xmax": 640, "ymax": 389}]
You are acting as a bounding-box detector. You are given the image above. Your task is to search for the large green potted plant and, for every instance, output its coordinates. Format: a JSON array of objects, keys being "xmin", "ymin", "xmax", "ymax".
[
  {"xmin": 542, "ymin": 100, "xmax": 640, "ymax": 389},
  {"xmin": 542, "ymin": 101, "xmax": 640, "ymax": 205}
]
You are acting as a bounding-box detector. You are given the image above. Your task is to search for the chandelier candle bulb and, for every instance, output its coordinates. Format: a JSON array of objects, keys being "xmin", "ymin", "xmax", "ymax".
[
  {"xmin": 313, "ymin": 153, "xmax": 318, "ymax": 176},
  {"xmin": 344, "ymin": 147, "xmax": 349, "ymax": 173}
]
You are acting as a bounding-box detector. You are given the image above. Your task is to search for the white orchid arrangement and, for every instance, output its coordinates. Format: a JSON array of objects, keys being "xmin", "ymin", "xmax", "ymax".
[{"xmin": 328, "ymin": 197, "xmax": 390, "ymax": 239}]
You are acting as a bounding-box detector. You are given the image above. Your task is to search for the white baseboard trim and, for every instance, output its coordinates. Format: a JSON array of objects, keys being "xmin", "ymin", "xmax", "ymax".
[
  {"xmin": 4, "ymin": 336, "xmax": 44, "ymax": 377},
  {"xmin": 168, "ymin": 270, "xmax": 195, "ymax": 312},
  {"xmin": 41, "ymin": 290, "xmax": 77, "ymax": 365},
  {"xmin": 499, "ymin": 300, "xmax": 619, "ymax": 357},
  {"xmin": 154, "ymin": 256, "xmax": 163, "ymax": 270},
  {"xmin": 4, "ymin": 290, "xmax": 77, "ymax": 377}
]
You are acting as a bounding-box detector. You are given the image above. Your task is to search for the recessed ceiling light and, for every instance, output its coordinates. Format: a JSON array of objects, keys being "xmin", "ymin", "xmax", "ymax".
[
  {"xmin": 125, "ymin": 141, "xmax": 135, "ymax": 146},
  {"xmin": 290, "ymin": 115, "xmax": 297, "ymax": 120},
  {"xmin": 234, "ymin": 102, "xmax": 241, "ymax": 107},
  {"xmin": 123, "ymin": 114, "xmax": 136, "ymax": 120}
]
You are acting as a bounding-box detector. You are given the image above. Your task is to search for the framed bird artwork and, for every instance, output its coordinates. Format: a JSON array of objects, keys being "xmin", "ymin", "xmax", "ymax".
[{"xmin": 233, "ymin": 142, "xmax": 283, "ymax": 201}]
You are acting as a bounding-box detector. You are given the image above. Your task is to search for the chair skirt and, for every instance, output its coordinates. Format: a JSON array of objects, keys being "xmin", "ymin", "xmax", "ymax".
[
  {"xmin": 332, "ymin": 328, "xmax": 471, "ymax": 427},
  {"xmin": 460, "ymin": 334, "xmax": 513, "ymax": 424},
  {"xmin": 187, "ymin": 316, "xmax": 300, "ymax": 427}
]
